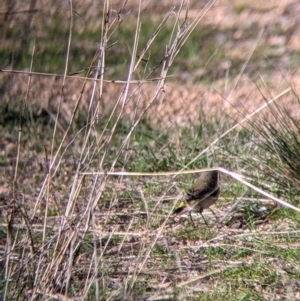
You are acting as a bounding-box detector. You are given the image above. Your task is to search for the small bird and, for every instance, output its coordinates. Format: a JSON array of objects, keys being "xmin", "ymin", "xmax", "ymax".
[{"xmin": 174, "ymin": 170, "xmax": 220, "ymax": 225}]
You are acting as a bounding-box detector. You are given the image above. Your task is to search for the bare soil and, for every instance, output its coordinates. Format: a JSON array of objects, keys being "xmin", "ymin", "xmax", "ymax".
[{"xmin": 1, "ymin": 0, "xmax": 300, "ymax": 128}]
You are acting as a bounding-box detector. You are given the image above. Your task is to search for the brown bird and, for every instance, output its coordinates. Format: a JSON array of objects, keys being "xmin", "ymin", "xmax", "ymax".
[{"xmin": 174, "ymin": 170, "xmax": 220, "ymax": 225}]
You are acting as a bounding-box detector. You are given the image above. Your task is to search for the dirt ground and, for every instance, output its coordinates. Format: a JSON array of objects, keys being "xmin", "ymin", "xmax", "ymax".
[{"xmin": 1, "ymin": 0, "xmax": 300, "ymax": 128}]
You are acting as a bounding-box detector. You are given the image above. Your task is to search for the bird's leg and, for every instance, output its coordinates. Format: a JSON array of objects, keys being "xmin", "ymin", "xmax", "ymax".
[
  {"xmin": 209, "ymin": 208, "xmax": 219, "ymax": 222},
  {"xmin": 200, "ymin": 212, "xmax": 209, "ymax": 226},
  {"xmin": 189, "ymin": 212, "xmax": 195, "ymax": 227}
]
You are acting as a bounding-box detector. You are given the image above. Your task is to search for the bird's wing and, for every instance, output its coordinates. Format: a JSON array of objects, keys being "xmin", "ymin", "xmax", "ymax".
[
  {"xmin": 179, "ymin": 186, "xmax": 219, "ymax": 213},
  {"xmin": 186, "ymin": 184, "xmax": 219, "ymax": 202}
]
